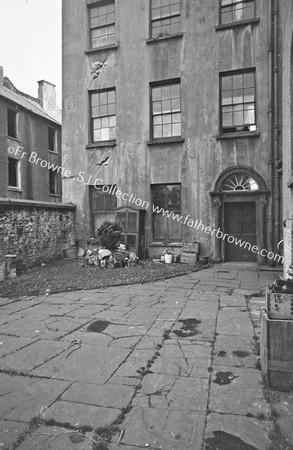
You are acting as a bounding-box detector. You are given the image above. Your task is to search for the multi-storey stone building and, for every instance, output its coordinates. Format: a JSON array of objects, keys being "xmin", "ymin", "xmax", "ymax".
[{"xmin": 62, "ymin": 0, "xmax": 283, "ymax": 263}]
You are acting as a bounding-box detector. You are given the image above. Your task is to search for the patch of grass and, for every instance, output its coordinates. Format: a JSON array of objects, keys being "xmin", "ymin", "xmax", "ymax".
[
  {"xmin": 0, "ymin": 259, "xmax": 202, "ymax": 298},
  {"xmin": 267, "ymin": 423, "xmax": 293, "ymax": 450}
]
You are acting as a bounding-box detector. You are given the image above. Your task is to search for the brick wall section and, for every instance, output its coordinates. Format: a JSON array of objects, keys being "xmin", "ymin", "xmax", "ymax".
[
  {"xmin": 0, "ymin": 199, "xmax": 76, "ymax": 269},
  {"xmin": 284, "ymin": 219, "xmax": 293, "ymax": 278}
]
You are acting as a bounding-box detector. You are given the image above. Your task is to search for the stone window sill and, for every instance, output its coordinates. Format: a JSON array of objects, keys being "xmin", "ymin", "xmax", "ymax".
[
  {"xmin": 216, "ymin": 131, "xmax": 261, "ymax": 140},
  {"xmin": 49, "ymin": 194, "xmax": 60, "ymax": 198},
  {"xmin": 7, "ymin": 136, "xmax": 20, "ymax": 143},
  {"xmin": 216, "ymin": 18, "xmax": 260, "ymax": 31},
  {"xmin": 147, "ymin": 137, "xmax": 185, "ymax": 145},
  {"xmin": 148, "ymin": 242, "xmax": 182, "ymax": 247},
  {"xmin": 85, "ymin": 44, "xmax": 118, "ymax": 54},
  {"xmin": 48, "ymin": 150, "xmax": 58, "ymax": 155},
  {"xmin": 8, "ymin": 187, "xmax": 22, "ymax": 192},
  {"xmin": 146, "ymin": 33, "xmax": 183, "ymax": 44},
  {"xmin": 86, "ymin": 140, "xmax": 117, "ymax": 149}
]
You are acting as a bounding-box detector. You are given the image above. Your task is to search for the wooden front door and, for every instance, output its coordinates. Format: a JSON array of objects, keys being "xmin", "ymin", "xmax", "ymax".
[{"xmin": 225, "ymin": 202, "xmax": 256, "ymax": 262}]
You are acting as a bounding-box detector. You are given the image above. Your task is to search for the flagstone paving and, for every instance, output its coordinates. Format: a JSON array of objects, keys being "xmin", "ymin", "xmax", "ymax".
[{"xmin": 0, "ymin": 263, "xmax": 289, "ymax": 450}]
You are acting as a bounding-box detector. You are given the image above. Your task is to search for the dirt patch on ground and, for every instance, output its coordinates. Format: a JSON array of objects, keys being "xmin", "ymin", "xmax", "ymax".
[{"xmin": 0, "ymin": 259, "xmax": 205, "ymax": 299}]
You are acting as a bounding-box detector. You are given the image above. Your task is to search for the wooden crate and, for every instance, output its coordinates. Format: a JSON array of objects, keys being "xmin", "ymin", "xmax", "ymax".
[
  {"xmin": 260, "ymin": 308, "xmax": 293, "ymax": 391},
  {"xmin": 180, "ymin": 252, "xmax": 198, "ymax": 264},
  {"xmin": 266, "ymin": 290, "xmax": 293, "ymax": 320},
  {"xmin": 182, "ymin": 241, "xmax": 200, "ymax": 254}
]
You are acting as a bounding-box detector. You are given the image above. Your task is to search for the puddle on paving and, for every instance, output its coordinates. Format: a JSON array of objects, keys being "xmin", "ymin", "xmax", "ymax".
[
  {"xmin": 173, "ymin": 318, "xmax": 202, "ymax": 338},
  {"xmin": 204, "ymin": 431, "xmax": 258, "ymax": 450},
  {"xmin": 217, "ymin": 351, "xmax": 227, "ymax": 357},
  {"xmin": 232, "ymin": 350, "xmax": 250, "ymax": 358},
  {"xmin": 87, "ymin": 320, "xmax": 110, "ymax": 333},
  {"xmin": 213, "ymin": 371, "xmax": 238, "ymax": 385}
]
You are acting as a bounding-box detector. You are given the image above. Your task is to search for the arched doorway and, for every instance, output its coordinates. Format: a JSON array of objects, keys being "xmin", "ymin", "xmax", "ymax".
[{"xmin": 211, "ymin": 167, "xmax": 268, "ymax": 262}]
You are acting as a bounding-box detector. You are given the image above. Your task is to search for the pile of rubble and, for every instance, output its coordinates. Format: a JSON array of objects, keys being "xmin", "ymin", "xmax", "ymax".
[{"xmin": 83, "ymin": 243, "xmax": 139, "ymax": 269}]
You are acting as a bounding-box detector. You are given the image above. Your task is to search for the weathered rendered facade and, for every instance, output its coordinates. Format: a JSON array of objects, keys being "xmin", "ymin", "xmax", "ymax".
[{"xmin": 62, "ymin": 0, "xmax": 281, "ymax": 263}]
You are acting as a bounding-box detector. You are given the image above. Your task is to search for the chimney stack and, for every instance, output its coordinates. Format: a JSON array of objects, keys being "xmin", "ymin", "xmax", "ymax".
[
  {"xmin": 38, "ymin": 80, "xmax": 61, "ymax": 122},
  {"xmin": 0, "ymin": 66, "xmax": 3, "ymax": 87}
]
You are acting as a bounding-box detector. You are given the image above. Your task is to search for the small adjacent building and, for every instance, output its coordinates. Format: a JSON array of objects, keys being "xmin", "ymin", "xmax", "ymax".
[
  {"xmin": 0, "ymin": 67, "xmax": 62, "ymax": 203},
  {"xmin": 62, "ymin": 0, "xmax": 283, "ymax": 263}
]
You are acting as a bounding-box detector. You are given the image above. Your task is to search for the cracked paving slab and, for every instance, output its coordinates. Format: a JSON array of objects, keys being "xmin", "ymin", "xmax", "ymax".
[
  {"xmin": 61, "ymin": 382, "xmax": 134, "ymax": 408},
  {"xmin": 43, "ymin": 400, "xmax": 121, "ymax": 429},
  {"xmin": 112, "ymin": 406, "xmax": 206, "ymax": 450},
  {"xmin": 31, "ymin": 344, "xmax": 131, "ymax": 383},
  {"xmin": 151, "ymin": 340, "xmax": 212, "ymax": 377},
  {"xmin": 0, "ymin": 339, "xmax": 71, "ymax": 372},
  {"xmin": 209, "ymin": 366, "xmax": 270, "ymax": 417},
  {"xmin": 213, "ymin": 335, "xmax": 257, "ymax": 369},
  {"xmin": 0, "ymin": 374, "xmax": 70, "ymax": 422},
  {"xmin": 203, "ymin": 412, "xmax": 270, "ymax": 450},
  {"xmin": 134, "ymin": 373, "xmax": 209, "ymax": 411},
  {"xmin": 0, "ymin": 420, "xmax": 28, "ymax": 449},
  {"xmin": 15, "ymin": 425, "xmax": 95, "ymax": 450}
]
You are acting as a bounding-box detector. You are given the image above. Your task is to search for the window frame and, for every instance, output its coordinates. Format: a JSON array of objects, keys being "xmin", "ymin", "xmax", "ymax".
[
  {"xmin": 150, "ymin": 0, "xmax": 181, "ymax": 39},
  {"xmin": 7, "ymin": 108, "xmax": 18, "ymax": 139},
  {"xmin": 49, "ymin": 169, "xmax": 58, "ymax": 196},
  {"xmin": 8, "ymin": 157, "xmax": 21, "ymax": 190},
  {"xmin": 90, "ymin": 185, "xmax": 117, "ymax": 213},
  {"xmin": 48, "ymin": 127, "xmax": 57, "ymax": 153},
  {"xmin": 151, "ymin": 183, "xmax": 182, "ymax": 242},
  {"xmin": 219, "ymin": 68, "xmax": 257, "ymax": 135},
  {"xmin": 89, "ymin": 88, "xmax": 117, "ymax": 144},
  {"xmin": 88, "ymin": 0, "xmax": 116, "ymax": 50},
  {"xmin": 150, "ymin": 78, "xmax": 182, "ymax": 141},
  {"xmin": 218, "ymin": 0, "xmax": 256, "ymax": 26}
]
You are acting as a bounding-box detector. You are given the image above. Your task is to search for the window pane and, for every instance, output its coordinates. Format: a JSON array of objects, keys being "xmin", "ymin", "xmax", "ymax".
[
  {"xmin": 153, "ymin": 125, "xmax": 163, "ymax": 138},
  {"xmin": 222, "ymin": 112, "xmax": 233, "ymax": 127},
  {"xmin": 222, "ymin": 76, "xmax": 232, "ymax": 91},
  {"xmin": 171, "ymin": 84, "xmax": 180, "ymax": 98},
  {"xmin": 94, "ymin": 129, "xmax": 102, "ymax": 141},
  {"xmin": 161, "ymin": 86, "xmax": 170, "ymax": 99},
  {"xmin": 163, "ymin": 113, "xmax": 172, "ymax": 124},
  {"xmin": 116, "ymin": 212, "xmax": 126, "ymax": 230},
  {"xmin": 162, "ymin": 100, "xmax": 171, "ymax": 112},
  {"xmin": 163, "ymin": 124, "xmax": 172, "ymax": 137},
  {"xmin": 153, "ymin": 185, "xmax": 167, "ymax": 209},
  {"xmin": 244, "ymin": 107, "xmax": 255, "ymax": 124},
  {"xmin": 167, "ymin": 185, "xmax": 180, "ymax": 210},
  {"xmin": 153, "ymin": 101, "xmax": 162, "ymax": 114},
  {"xmin": 7, "ymin": 109, "xmax": 17, "ymax": 138},
  {"xmin": 168, "ymin": 217, "xmax": 181, "ymax": 240},
  {"xmin": 153, "ymin": 214, "xmax": 168, "ymax": 240},
  {"xmin": 8, "ymin": 158, "xmax": 18, "ymax": 187},
  {"xmin": 244, "ymin": 73, "xmax": 254, "ymax": 88},
  {"xmin": 128, "ymin": 213, "xmax": 138, "ymax": 231},
  {"xmin": 152, "ymin": 87, "xmax": 162, "ymax": 101},
  {"xmin": 232, "ymin": 74, "xmax": 243, "ymax": 89},
  {"xmin": 172, "ymin": 123, "xmax": 181, "ymax": 135}
]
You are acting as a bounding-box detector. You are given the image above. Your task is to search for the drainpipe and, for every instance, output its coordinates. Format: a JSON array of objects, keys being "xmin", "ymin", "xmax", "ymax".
[
  {"xmin": 267, "ymin": 0, "xmax": 273, "ymax": 261},
  {"xmin": 272, "ymin": 0, "xmax": 281, "ymax": 257}
]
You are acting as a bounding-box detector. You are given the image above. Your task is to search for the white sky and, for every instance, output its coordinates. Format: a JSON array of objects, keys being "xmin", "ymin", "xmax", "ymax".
[{"xmin": 0, "ymin": 0, "xmax": 62, "ymax": 107}]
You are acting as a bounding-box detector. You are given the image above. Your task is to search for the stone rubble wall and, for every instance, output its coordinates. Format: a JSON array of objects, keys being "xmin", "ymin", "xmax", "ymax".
[{"xmin": 0, "ymin": 199, "xmax": 76, "ymax": 269}]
